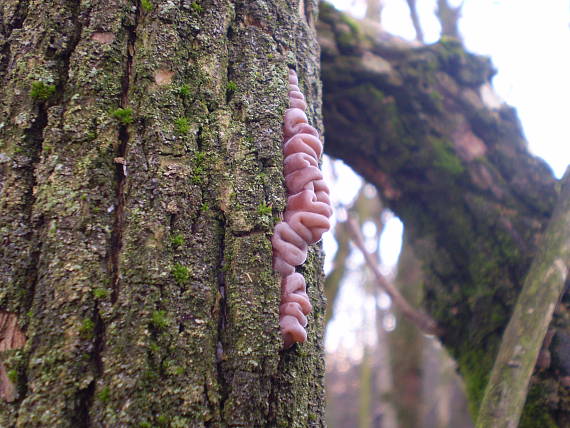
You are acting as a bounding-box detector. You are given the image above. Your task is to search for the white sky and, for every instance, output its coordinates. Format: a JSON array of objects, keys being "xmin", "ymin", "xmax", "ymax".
[{"xmin": 324, "ymin": 0, "xmax": 570, "ymax": 355}]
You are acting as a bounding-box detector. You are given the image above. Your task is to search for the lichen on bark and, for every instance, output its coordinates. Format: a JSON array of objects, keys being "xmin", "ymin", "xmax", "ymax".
[{"xmin": 0, "ymin": 0, "xmax": 327, "ymax": 426}]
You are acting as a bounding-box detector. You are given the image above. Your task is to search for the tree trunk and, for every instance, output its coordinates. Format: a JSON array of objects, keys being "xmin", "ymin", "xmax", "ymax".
[
  {"xmin": 0, "ymin": 0, "xmax": 327, "ymax": 426},
  {"xmin": 318, "ymin": 2, "xmax": 569, "ymax": 426},
  {"xmin": 390, "ymin": 239, "xmax": 423, "ymax": 428}
]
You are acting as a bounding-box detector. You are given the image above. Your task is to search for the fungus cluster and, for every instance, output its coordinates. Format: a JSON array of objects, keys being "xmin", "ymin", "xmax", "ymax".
[{"xmin": 272, "ymin": 69, "xmax": 332, "ymax": 348}]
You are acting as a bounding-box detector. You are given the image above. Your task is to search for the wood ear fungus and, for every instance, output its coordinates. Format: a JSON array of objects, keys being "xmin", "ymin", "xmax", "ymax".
[{"xmin": 272, "ymin": 69, "xmax": 332, "ymax": 349}]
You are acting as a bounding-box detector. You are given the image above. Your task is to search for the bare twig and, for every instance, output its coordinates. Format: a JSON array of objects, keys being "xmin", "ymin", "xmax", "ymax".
[
  {"xmin": 406, "ymin": 0, "xmax": 424, "ymax": 43},
  {"xmin": 346, "ymin": 216, "xmax": 442, "ymax": 335},
  {"xmin": 476, "ymin": 168, "xmax": 570, "ymax": 428}
]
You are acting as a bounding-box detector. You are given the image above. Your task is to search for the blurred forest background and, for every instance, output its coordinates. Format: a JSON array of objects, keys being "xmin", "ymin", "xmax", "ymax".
[{"xmin": 320, "ymin": 0, "xmax": 569, "ymax": 427}]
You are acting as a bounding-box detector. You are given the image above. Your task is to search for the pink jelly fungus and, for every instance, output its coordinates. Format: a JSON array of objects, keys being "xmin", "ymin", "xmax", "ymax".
[{"xmin": 272, "ymin": 70, "xmax": 332, "ymax": 349}]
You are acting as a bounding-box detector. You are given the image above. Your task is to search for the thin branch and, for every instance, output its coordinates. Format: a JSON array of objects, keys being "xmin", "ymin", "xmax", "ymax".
[
  {"xmin": 476, "ymin": 168, "xmax": 570, "ymax": 428},
  {"xmin": 346, "ymin": 216, "xmax": 442, "ymax": 335},
  {"xmin": 406, "ymin": 0, "xmax": 424, "ymax": 43}
]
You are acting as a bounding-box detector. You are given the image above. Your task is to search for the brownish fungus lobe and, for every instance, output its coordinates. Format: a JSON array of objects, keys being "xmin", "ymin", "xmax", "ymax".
[{"xmin": 272, "ymin": 70, "xmax": 332, "ymax": 348}]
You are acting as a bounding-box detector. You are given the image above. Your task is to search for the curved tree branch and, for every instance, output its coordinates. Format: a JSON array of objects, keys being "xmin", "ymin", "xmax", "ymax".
[
  {"xmin": 318, "ymin": 2, "xmax": 568, "ymax": 424},
  {"xmin": 346, "ymin": 216, "xmax": 441, "ymax": 335},
  {"xmin": 477, "ymin": 168, "xmax": 570, "ymax": 428}
]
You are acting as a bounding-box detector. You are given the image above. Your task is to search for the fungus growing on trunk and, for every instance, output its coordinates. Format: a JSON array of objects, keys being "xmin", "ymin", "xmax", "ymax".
[{"xmin": 272, "ymin": 70, "xmax": 332, "ymax": 349}]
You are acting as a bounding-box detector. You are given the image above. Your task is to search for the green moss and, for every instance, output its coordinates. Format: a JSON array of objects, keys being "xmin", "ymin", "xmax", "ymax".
[
  {"xmin": 171, "ymin": 263, "xmax": 190, "ymax": 284},
  {"xmin": 192, "ymin": 152, "xmax": 207, "ymax": 184},
  {"xmin": 458, "ymin": 347, "xmax": 494, "ymax": 417},
  {"xmin": 171, "ymin": 417, "xmax": 191, "ymax": 428},
  {"xmin": 431, "ymin": 138, "xmax": 464, "ymax": 175},
  {"xmin": 340, "ymin": 14, "xmax": 359, "ymax": 34},
  {"xmin": 48, "ymin": 220, "xmax": 57, "ymax": 237},
  {"xmin": 335, "ymin": 14, "xmax": 363, "ymax": 54},
  {"xmin": 489, "ymin": 305, "xmax": 506, "ymax": 326},
  {"xmin": 168, "ymin": 365, "xmax": 185, "ymax": 376},
  {"xmin": 226, "ymin": 80, "xmax": 237, "ymax": 93},
  {"xmin": 518, "ymin": 384, "xmax": 558, "ymax": 428},
  {"xmin": 141, "ymin": 0, "xmax": 153, "ymax": 12},
  {"xmin": 428, "ymin": 90, "xmax": 444, "ymax": 111},
  {"xmin": 438, "ymin": 35, "xmax": 463, "ymax": 54},
  {"xmin": 142, "ymin": 369, "xmax": 159, "ymax": 383},
  {"xmin": 156, "ymin": 415, "xmax": 169, "ymax": 426},
  {"xmin": 7, "ymin": 369, "xmax": 18, "ymax": 383},
  {"xmin": 148, "ymin": 341, "xmax": 160, "ymax": 353},
  {"xmin": 190, "ymin": 1, "xmax": 203, "ymax": 13},
  {"xmin": 30, "ymin": 81, "xmax": 56, "ymax": 101},
  {"xmin": 170, "ymin": 233, "xmax": 185, "ymax": 248},
  {"xmin": 429, "ymin": 90, "xmax": 443, "ymax": 103},
  {"xmin": 174, "ymin": 117, "xmax": 190, "ymax": 134},
  {"xmin": 257, "ymin": 202, "xmax": 272, "ymax": 216},
  {"xmin": 139, "ymin": 423, "xmax": 152, "ymax": 428},
  {"xmin": 319, "ymin": 0, "xmax": 336, "ymax": 21},
  {"xmin": 200, "ymin": 202, "xmax": 209, "ymax": 212},
  {"xmin": 79, "ymin": 318, "xmax": 95, "ymax": 340},
  {"xmin": 93, "ymin": 288, "xmax": 109, "ymax": 299},
  {"xmin": 111, "ymin": 108, "xmax": 134, "ymax": 125},
  {"xmin": 337, "ymin": 32, "xmax": 356, "ymax": 52},
  {"xmin": 195, "ymin": 151, "xmax": 206, "ymax": 164},
  {"xmin": 150, "ymin": 310, "xmax": 169, "ymax": 329},
  {"xmin": 178, "ymin": 84, "xmax": 191, "ymax": 97},
  {"xmin": 97, "ymin": 386, "xmax": 111, "ymax": 403}
]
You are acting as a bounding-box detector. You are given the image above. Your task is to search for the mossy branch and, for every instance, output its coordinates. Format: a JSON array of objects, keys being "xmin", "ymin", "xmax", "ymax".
[{"xmin": 476, "ymin": 168, "xmax": 570, "ymax": 428}]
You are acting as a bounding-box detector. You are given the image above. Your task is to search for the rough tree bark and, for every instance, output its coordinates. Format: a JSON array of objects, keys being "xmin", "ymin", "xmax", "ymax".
[
  {"xmin": 3, "ymin": 1, "xmax": 569, "ymax": 426},
  {"xmin": 318, "ymin": 3, "xmax": 569, "ymax": 427},
  {"xmin": 0, "ymin": 0, "xmax": 327, "ymax": 426}
]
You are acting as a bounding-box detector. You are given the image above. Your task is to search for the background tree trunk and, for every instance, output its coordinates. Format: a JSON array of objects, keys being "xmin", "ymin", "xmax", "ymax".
[
  {"xmin": 0, "ymin": 0, "xmax": 327, "ymax": 426},
  {"xmin": 318, "ymin": 2, "xmax": 569, "ymax": 426}
]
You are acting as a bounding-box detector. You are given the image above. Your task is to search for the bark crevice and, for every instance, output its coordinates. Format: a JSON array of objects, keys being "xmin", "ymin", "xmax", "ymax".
[
  {"xmin": 109, "ymin": 3, "xmax": 140, "ymax": 304},
  {"xmin": 19, "ymin": 100, "xmax": 48, "ymax": 314},
  {"xmin": 55, "ymin": 0, "xmax": 84, "ymax": 111},
  {"xmin": 215, "ymin": 214, "xmax": 229, "ymax": 420}
]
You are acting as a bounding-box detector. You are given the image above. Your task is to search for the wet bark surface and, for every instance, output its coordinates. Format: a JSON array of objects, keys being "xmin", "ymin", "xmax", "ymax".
[
  {"xmin": 318, "ymin": 3, "xmax": 569, "ymax": 426},
  {"xmin": 0, "ymin": 0, "xmax": 326, "ymax": 426}
]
